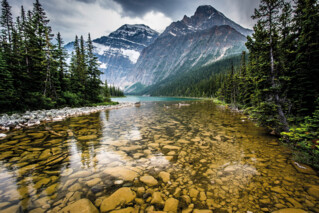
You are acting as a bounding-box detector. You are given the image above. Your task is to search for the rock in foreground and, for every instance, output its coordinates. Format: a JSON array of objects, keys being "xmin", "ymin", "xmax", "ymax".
[
  {"xmin": 60, "ymin": 199, "xmax": 98, "ymax": 213},
  {"xmin": 100, "ymin": 187, "xmax": 136, "ymax": 212}
]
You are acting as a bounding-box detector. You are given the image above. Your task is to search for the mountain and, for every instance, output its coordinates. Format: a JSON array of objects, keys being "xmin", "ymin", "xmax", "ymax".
[
  {"xmin": 161, "ymin": 5, "xmax": 252, "ymax": 37},
  {"xmin": 65, "ymin": 24, "xmax": 159, "ymax": 87},
  {"xmin": 125, "ymin": 5, "xmax": 252, "ymax": 92}
]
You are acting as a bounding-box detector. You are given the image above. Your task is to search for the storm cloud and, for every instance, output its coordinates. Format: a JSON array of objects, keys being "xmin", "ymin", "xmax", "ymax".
[
  {"xmin": 9, "ymin": 0, "xmax": 260, "ymax": 43},
  {"xmin": 111, "ymin": 0, "xmax": 260, "ymax": 27}
]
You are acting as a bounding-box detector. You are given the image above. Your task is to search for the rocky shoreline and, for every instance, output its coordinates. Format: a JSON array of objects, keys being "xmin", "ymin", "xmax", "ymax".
[{"xmin": 0, "ymin": 102, "xmax": 134, "ymax": 133}]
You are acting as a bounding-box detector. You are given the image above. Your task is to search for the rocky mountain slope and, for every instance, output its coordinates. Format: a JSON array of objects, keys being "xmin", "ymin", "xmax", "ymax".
[
  {"xmin": 125, "ymin": 5, "xmax": 252, "ymax": 92},
  {"xmin": 65, "ymin": 24, "xmax": 159, "ymax": 87}
]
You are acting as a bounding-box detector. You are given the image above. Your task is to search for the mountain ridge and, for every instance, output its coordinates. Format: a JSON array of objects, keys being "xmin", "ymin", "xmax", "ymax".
[{"xmin": 125, "ymin": 5, "xmax": 251, "ymax": 91}]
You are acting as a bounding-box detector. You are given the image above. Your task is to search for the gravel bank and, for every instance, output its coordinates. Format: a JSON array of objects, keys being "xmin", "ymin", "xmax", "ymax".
[{"xmin": 0, "ymin": 102, "xmax": 134, "ymax": 132}]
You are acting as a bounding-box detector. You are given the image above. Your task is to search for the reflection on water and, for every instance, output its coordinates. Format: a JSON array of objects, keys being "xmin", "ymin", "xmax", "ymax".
[{"xmin": 0, "ymin": 101, "xmax": 318, "ymax": 212}]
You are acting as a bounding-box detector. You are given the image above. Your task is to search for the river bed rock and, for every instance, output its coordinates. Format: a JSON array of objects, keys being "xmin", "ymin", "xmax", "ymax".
[
  {"xmin": 140, "ymin": 175, "xmax": 158, "ymax": 186},
  {"xmin": 158, "ymin": 171, "xmax": 170, "ymax": 183},
  {"xmin": 100, "ymin": 187, "xmax": 136, "ymax": 212},
  {"xmin": 60, "ymin": 198, "xmax": 98, "ymax": 213},
  {"xmin": 291, "ymin": 161, "xmax": 317, "ymax": 175},
  {"xmin": 103, "ymin": 167, "xmax": 139, "ymax": 181}
]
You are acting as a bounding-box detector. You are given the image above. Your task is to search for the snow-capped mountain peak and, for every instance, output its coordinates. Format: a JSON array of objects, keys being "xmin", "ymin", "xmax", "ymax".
[{"xmin": 64, "ymin": 24, "xmax": 159, "ymax": 87}]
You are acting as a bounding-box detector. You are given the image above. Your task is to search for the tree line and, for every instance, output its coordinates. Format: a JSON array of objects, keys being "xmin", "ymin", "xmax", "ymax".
[{"xmin": 0, "ymin": 0, "xmax": 113, "ymax": 113}]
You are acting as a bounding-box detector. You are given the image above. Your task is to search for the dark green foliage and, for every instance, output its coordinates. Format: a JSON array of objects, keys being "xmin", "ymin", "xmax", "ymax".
[
  {"xmin": 141, "ymin": 55, "xmax": 242, "ymax": 97},
  {"xmin": 103, "ymin": 80, "xmax": 111, "ymax": 101},
  {"xmin": 281, "ymin": 98, "xmax": 319, "ymax": 169},
  {"xmin": 109, "ymin": 86, "xmax": 125, "ymax": 97},
  {"xmin": 0, "ymin": 0, "xmax": 106, "ymax": 112},
  {"xmin": 0, "ymin": 47, "xmax": 13, "ymax": 109}
]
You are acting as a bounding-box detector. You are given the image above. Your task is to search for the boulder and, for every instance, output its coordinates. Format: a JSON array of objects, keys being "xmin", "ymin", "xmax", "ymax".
[
  {"xmin": 103, "ymin": 167, "xmax": 139, "ymax": 181},
  {"xmin": 151, "ymin": 192, "xmax": 165, "ymax": 206},
  {"xmin": 60, "ymin": 199, "xmax": 98, "ymax": 213},
  {"xmin": 100, "ymin": 187, "xmax": 136, "ymax": 212},
  {"xmin": 86, "ymin": 178, "xmax": 102, "ymax": 187},
  {"xmin": 159, "ymin": 171, "xmax": 170, "ymax": 183},
  {"xmin": 291, "ymin": 161, "xmax": 316, "ymax": 175},
  {"xmin": 140, "ymin": 175, "xmax": 158, "ymax": 186},
  {"xmin": 164, "ymin": 198, "xmax": 179, "ymax": 212},
  {"xmin": 189, "ymin": 188, "xmax": 199, "ymax": 198}
]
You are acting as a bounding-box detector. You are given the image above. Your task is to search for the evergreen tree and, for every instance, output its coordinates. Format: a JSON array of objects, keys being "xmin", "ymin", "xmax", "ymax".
[
  {"xmin": 86, "ymin": 33, "xmax": 102, "ymax": 103},
  {"xmin": 0, "ymin": 0, "xmax": 13, "ymax": 43},
  {"xmin": 249, "ymin": 0, "xmax": 289, "ymax": 132},
  {"xmin": 103, "ymin": 80, "xmax": 111, "ymax": 101},
  {"xmin": 56, "ymin": 32, "xmax": 68, "ymax": 97},
  {"xmin": 289, "ymin": 0, "xmax": 319, "ymax": 116},
  {"xmin": 0, "ymin": 46, "xmax": 13, "ymax": 112}
]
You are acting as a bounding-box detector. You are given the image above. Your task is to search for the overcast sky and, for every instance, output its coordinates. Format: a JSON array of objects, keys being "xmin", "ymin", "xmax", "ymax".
[{"xmin": 9, "ymin": 0, "xmax": 260, "ymax": 43}]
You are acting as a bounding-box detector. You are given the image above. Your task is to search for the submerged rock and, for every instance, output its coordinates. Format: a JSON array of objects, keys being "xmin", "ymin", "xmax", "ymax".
[
  {"xmin": 189, "ymin": 188, "xmax": 199, "ymax": 198},
  {"xmin": 158, "ymin": 171, "xmax": 170, "ymax": 183},
  {"xmin": 100, "ymin": 187, "xmax": 136, "ymax": 212},
  {"xmin": 60, "ymin": 198, "xmax": 98, "ymax": 213},
  {"xmin": 103, "ymin": 167, "xmax": 139, "ymax": 181},
  {"xmin": 140, "ymin": 175, "xmax": 158, "ymax": 186},
  {"xmin": 69, "ymin": 171, "xmax": 91, "ymax": 179},
  {"xmin": 291, "ymin": 161, "xmax": 317, "ymax": 175},
  {"xmin": 164, "ymin": 198, "xmax": 179, "ymax": 212},
  {"xmin": 77, "ymin": 135, "xmax": 97, "ymax": 141},
  {"xmin": 151, "ymin": 192, "xmax": 165, "ymax": 206}
]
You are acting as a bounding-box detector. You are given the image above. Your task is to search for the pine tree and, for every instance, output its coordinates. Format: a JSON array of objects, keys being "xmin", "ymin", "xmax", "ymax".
[
  {"xmin": 0, "ymin": 0, "xmax": 13, "ymax": 43},
  {"xmin": 86, "ymin": 33, "xmax": 102, "ymax": 102},
  {"xmin": 289, "ymin": 0, "xmax": 319, "ymax": 117},
  {"xmin": 249, "ymin": 0, "xmax": 289, "ymax": 132},
  {"xmin": 103, "ymin": 80, "xmax": 110, "ymax": 101},
  {"xmin": 0, "ymin": 46, "xmax": 13, "ymax": 112},
  {"xmin": 56, "ymin": 32, "xmax": 68, "ymax": 97}
]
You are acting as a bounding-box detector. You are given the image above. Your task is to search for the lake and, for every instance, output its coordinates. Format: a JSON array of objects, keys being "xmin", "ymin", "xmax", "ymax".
[
  {"xmin": 111, "ymin": 96, "xmax": 197, "ymax": 103},
  {"xmin": 0, "ymin": 99, "xmax": 318, "ymax": 212}
]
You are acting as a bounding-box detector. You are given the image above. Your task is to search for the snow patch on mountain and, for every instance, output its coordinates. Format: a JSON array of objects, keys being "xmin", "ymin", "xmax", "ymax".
[
  {"xmin": 99, "ymin": 63, "xmax": 107, "ymax": 69},
  {"xmin": 121, "ymin": 49, "xmax": 140, "ymax": 64},
  {"xmin": 93, "ymin": 42, "xmax": 110, "ymax": 55}
]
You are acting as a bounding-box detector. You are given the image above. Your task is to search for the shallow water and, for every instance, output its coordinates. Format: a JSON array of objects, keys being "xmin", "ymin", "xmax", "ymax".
[
  {"xmin": 0, "ymin": 101, "xmax": 318, "ymax": 213},
  {"xmin": 111, "ymin": 96, "xmax": 197, "ymax": 103}
]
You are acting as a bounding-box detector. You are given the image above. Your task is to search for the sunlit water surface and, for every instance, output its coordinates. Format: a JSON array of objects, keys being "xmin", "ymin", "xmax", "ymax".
[{"xmin": 0, "ymin": 100, "xmax": 318, "ymax": 212}]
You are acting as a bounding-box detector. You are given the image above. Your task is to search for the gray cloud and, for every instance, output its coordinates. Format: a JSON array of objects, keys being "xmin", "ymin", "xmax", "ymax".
[
  {"xmin": 112, "ymin": 0, "xmax": 218, "ymax": 20},
  {"xmin": 111, "ymin": 0, "xmax": 260, "ymax": 28},
  {"xmin": 75, "ymin": 0, "xmax": 97, "ymax": 3},
  {"xmin": 8, "ymin": 0, "xmax": 261, "ymax": 43}
]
